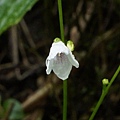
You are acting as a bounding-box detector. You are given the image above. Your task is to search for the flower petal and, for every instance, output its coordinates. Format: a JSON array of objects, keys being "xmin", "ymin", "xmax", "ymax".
[
  {"xmin": 46, "ymin": 59, "xmax": 53, "ymax": 74},
  {"xmin": 67, "ymin": 51, "xmax": 79, "ymax": 68},
  {"xmin": 52, "ymin": 53, "xmax": 72, "ymax": 80},
  {"xmin": 48, "ymin": 41, "xmax": 69, "ymax": 60}
]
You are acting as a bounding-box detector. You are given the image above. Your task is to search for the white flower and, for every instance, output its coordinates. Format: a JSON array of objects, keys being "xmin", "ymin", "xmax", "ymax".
[{"xmin": 46, "ymin": 41, "xmax": 79, "ymax": 80}]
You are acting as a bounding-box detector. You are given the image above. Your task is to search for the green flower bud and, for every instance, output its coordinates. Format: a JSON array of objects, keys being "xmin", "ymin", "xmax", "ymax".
[
  {"xmin": 102, "ymin": 78, "xmax": 109, "ymax": 85},
  {"xmin": 67, "ymin": 40, "xmax": 74, "ymax": 51},
  {"xmin": 54, "ymin": 38, "xmax": 62, "ymax": 43}
]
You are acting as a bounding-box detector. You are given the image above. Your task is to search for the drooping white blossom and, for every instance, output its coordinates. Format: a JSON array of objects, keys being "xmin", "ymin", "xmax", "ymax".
[{"xmin": 46, "ymin": 41, "xmax": 79, "ymax": 80}]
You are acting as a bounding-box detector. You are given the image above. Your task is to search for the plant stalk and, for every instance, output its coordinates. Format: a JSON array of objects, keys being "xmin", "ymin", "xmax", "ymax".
[
  {"xmin": 58, "ymin": 0, "xmax": 67, "ymax": 120},
  {"xmin": 89, "ymin": 65, "xmax": 120, "ymax": 120}
]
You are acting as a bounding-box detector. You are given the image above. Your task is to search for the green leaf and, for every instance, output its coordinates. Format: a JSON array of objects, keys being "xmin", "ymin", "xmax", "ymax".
[
  {"xmin": 3, "ymin": 99, "xmax": 24, "ymax": 120},
  {"xmin": 0, "ymin": 0, "xmax": 38, "ymax": 35}
]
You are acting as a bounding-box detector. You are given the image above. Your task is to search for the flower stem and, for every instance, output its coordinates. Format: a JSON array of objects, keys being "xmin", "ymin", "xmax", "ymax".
[
  {"xmin": 58, "ymin": 0, "xmax": 67, "ymax": 120},
  {"xmin": 63, "ymin": 80, "xmax": 67, "ymax": 120},
  {"xmin": 89, "ymin": 65, "xmax": 120, "ymax": 120},
  {"xmin": 57, "ymin": 0, "xmax": 65, "ymax": 43}
]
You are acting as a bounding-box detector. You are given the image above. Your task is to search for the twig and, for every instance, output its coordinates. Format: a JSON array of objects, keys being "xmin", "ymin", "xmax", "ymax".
[
  {"xmin": 22, "ymin": 75, "xmax": 60, "ymax": 112},
  {"xmin": 0, "ymin": 63, "xmax": 15, "ymax": 71},
  {"xmin": 24, "ymin": 109, "xmax": 44, "ymax": 120},
  {"xmin": 16, "ymin": 64, "xmax": 42, "ymax": 81},
  {"xmin": 19, "ymin": 38, "xmax": 30, "ymax": 66},
  {"xmin": 9, "ymin": 26, "xmax": 19, "ymax": 65},
  {"xmin": 89, "ymin": 24, "xmax": 120, "ymax": 54},
  {"xmin": 20, "ymin": 19, "xmax": 36, "ymax": 48}
]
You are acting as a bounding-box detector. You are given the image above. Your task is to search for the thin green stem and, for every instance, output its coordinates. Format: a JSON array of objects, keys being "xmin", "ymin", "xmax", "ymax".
[
  {"xmin": 89, "ymin": 65, "xmax": 120, "ymax": 120},
  {"xmin": 63, "ymin": 80, "xmax": 67, "ymax": 120},
  {"xmin": 89, "ymin": 90, "xmax": 106, "ymax": 120},
  {"xmin": 57, "ymin": 0, "xmax": 65, "ymax": 43},
  {"xmin": 57, "ymin": 0, "xmax": 67, "ymax": 120},
  {"xmin": 106, "ymin": 65, "xmax": 120, "ymax": 92}
]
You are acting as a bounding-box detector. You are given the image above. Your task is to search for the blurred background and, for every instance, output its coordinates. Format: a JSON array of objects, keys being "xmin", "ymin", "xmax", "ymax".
[{"xmin": 0, "ymin": 0, "xmax": 120, "ymax": 120}]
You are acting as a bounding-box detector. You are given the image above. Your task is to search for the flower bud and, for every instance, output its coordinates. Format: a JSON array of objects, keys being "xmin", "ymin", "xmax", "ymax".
[
  {"xmin": 54, "ymin": 37, "xmax": 61, "ymax": 43},
  {"xmin": 67, "ymin": 40, "xmax": 74, "ymax": 51},
  {"xmin": 102, "ymin": 78, "xmax": 109, "ymax": 85}
]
